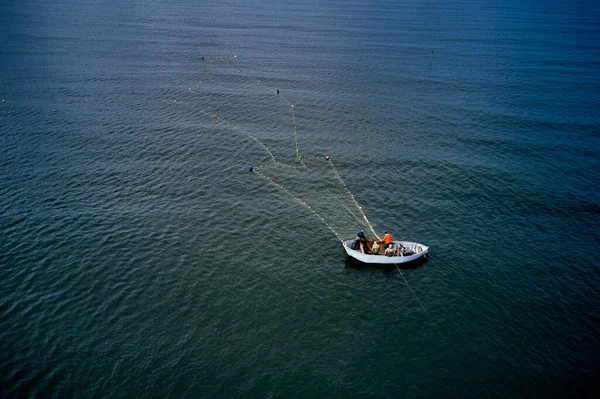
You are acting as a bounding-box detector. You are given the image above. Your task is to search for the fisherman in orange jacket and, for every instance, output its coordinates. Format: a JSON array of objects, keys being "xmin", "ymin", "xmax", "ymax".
[{"xmin": 381, "ymin": 232, "xmax": 392, "ymax": 250}]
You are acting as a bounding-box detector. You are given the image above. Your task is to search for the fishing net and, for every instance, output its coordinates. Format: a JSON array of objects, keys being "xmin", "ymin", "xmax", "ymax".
[{"xmin": 187, "ymin": 44, "xmax": 378, "ymax": 241}]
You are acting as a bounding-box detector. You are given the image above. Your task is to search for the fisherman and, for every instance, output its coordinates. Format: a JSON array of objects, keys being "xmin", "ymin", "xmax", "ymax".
[
  {"xmin": 382, "ymin": 232, "xmax": 392, "ymax": 244},
  {"xmin": 395, "ymin": 243, "xmax": 405, "ymax": 257},
  {"xmin": 353, "ymin": 231, "xmax": 366, "ymax": 253},
  {"xmin": 372, "ymin": 241, "xmax": 381, "ymax": 255},
  {"xmin": 384, "ymin": 245, "xmax": 395, "ymax": 257},
  {"xmin": 381, "ymin": 231, "xmax": 392, "ymax": 251}
]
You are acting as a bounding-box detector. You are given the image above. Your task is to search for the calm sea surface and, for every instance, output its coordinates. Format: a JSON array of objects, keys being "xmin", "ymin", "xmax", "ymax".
[{"xmin": 1, "ymin": 0, "xmax": 599, "ymax": 397}]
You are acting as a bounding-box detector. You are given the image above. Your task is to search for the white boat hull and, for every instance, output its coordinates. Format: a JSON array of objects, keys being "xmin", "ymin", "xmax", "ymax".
[{"xmin": 343, "ymin": 239, "xmax": 429, "ymax": 264}]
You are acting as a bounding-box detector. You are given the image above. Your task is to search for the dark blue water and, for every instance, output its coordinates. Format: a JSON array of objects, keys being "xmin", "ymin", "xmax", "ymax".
[{"xmin": 2, "ymin": 0, "xmax": 599, "ymax": 397}]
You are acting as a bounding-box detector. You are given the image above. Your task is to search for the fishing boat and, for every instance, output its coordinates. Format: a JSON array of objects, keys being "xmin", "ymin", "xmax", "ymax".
[{"xmin": 342, "ymin": 239, "xmax": 429, "ymax": 264}]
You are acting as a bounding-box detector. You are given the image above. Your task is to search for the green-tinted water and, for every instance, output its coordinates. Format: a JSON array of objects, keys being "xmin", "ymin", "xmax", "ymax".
[{"xmin": 1, "ymin": 0, "xmax": 599, "ymax": 397}]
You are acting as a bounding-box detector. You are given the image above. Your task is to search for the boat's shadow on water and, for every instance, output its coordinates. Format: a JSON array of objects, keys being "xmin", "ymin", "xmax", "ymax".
[{"xmin": 343, "ymin": 255, "xmax": 428, "ymax": 273}]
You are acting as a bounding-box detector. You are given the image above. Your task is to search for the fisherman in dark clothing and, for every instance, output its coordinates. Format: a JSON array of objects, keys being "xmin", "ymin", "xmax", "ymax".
[
  {"xmin": 352, "ymin": 231, "xmax": 376, "ymax": 254},
  {"xmin": 353, "ymin": 231, "xmax": 365, "ymax": 252}
]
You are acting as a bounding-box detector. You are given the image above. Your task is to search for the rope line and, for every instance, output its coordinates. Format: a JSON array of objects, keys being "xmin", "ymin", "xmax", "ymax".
[
  {"xmin": 394, "ymin": 263, "xmax": 463, "ymax": 361},
  {"xmin": 395, "ymin": 265, "xmax": 430, "ymax": 318}
]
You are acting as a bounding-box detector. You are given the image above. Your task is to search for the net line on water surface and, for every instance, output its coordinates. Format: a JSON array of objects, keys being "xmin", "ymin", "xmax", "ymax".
[
  {"xmin": 230, "ymin": 54, "xmax": 375, "ymax": 237},
  {"xmin": 256, "ymin": 159, "xmax": 373, "ymax": 240},
  {"xmin": 230, "ymin": 44, "xmax": 375, "ymax": 237},
  {"xmin": 194, "ymin": 99, "xmax": 368, "ymax": 235},
  {"xmin": 188, "ymin": 44, "xmax": 379, "ymax": 240},
  {"xmin": 254, "ymin": 170, "xmax": 343, "ymax": 242},
  {"xmin": 220, "ymin": 48, "xmax": 375, "ymax": 235}
]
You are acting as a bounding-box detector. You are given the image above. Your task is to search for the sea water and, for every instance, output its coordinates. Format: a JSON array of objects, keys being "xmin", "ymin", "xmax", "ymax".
[{"xmin": 1, "ymin": 0, "xmax": 599, "ymax": 397}]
